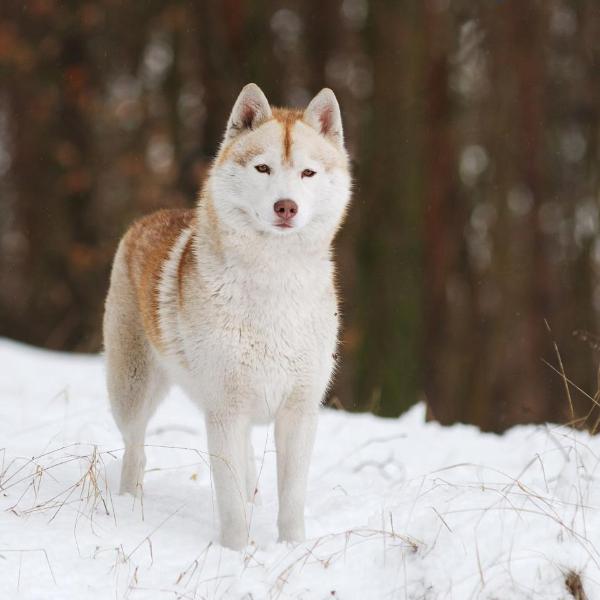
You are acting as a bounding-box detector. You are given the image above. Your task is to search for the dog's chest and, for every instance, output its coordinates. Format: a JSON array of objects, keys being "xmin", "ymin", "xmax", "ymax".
[
  {"xmin": 214, "ymin": 266, "xmax": 330, "ymax": 359},
  {"xmin": 176, "ymin": 260, "xmax": 337, "ymax": 409}
]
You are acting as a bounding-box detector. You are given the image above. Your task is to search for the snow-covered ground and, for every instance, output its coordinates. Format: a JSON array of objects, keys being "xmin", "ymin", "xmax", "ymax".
[{"xmin": 1, "ymin": 338, "xmax": 599, "ymax": 599}]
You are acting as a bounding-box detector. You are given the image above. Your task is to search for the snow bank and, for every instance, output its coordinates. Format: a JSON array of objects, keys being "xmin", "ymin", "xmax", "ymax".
[{"xmin": 0, "ymin": 338, "xmax": 599, "ymax": 599}]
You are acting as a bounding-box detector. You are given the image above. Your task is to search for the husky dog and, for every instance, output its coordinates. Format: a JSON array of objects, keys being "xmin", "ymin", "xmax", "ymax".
[{"xmin": 103, "ymin": 84, "xmax": 351, "ymax": 549}]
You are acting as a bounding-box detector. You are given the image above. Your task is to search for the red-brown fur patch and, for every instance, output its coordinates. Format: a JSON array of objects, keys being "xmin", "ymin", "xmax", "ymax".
[
  {"xmin": 218, "ymin": 108, "xmax": 309, "ymax": 167},
  {"xmin": 123, "ymin": 209, "xmax": 195, "ymax": 350},
  {"xmin": 272, "ymin": 108, "xmax": 303, "ymax": 163}
]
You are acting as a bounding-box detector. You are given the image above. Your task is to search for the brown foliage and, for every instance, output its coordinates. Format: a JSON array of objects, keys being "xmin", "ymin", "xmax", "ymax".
[{"xmin": 1, "ymin": 1, "xmax": 600, "ymax": 430}]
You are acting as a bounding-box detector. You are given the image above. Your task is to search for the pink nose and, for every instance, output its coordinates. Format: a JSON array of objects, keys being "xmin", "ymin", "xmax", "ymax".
[{"xmin": 274, "ymin": 199, "xmax": 298, "ymax": 220}]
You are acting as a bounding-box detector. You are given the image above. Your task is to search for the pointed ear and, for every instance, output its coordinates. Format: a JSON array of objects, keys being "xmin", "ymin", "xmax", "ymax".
[
  {"xmin": 224, "ymin": 83, "xmax": 272, "ymax": 141},
  {"xmin": 303, "ymin": 88, "xmax": 344, "ymax": 149}
]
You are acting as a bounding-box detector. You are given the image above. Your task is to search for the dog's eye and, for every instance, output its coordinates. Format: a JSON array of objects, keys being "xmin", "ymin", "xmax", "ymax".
[
  {"xmin": 255, "ymin": 164, "xmax": 271, "ymax": 174},
  {"xmin": 302, "ymin": 169, "xmax": 316, "ymax": 178}
]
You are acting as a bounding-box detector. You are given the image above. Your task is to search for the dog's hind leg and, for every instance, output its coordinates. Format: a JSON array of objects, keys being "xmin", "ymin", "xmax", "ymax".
[
  {"xmin": 104, "ymin": 251, "xmax": 168, "ymax": 496},
  {"xmin": 108, "ymin": 329, "xmax": 168, "ymax": 496},
  {"xmin": 105, "ymin": 322, "xmax": 168, "ymax": 496}
]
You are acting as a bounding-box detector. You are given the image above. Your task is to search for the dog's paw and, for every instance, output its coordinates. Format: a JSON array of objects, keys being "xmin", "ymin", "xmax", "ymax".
[
  {"xmin": 220, "ymin": 532, "xmax": 248, "ymax": 551},
  {"xmin": 277, "ymin": 524, "xmax": 306, "ymax": 545}
]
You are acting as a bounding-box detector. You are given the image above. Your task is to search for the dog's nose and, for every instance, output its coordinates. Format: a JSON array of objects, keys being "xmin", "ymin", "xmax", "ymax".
[{"xmin": 274, "ymin": 199, "xmax": 298, "ymax": 220}]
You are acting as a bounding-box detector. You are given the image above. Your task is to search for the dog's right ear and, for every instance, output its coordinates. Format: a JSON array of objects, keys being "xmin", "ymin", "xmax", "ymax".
[{"xmin": 224, "ymin": 83, "xmax": 272, "ymax": 141}]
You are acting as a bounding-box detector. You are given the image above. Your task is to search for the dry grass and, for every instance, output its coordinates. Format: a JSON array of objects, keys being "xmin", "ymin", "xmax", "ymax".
[
  {"xmin": 0, "ymin": 442, "xmax": 116, "ymax": 533},
  {"xmin": 565, "ymin": 569, "xmax": 588, "ymax": 600},
  {"xmin": 2, "ymin": 430, "xmax": 599, "ymax": 599},
  {"xmin": 0, "ymin": 548, "xmax": 56, "ymax": 590}
]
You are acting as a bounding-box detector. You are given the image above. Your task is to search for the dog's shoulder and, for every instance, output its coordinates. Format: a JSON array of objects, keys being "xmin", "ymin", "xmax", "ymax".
[{"xmin": 122, "ymin": 208, "xmax": 196, "ymax": 349}]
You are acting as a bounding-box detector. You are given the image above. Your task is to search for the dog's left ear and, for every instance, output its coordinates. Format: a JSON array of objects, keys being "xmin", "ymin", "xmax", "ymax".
[
  {"xmin": 303, "ymin": 88, "xmax": 344, "ymax": 149},
  {"xmin": 224, "ymin": 83, "xmax": 272, "ymax": 141}
]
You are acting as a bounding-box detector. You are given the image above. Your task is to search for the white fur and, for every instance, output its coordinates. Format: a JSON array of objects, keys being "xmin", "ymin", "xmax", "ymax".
[{"xmin": 104, "ymin": 84, "xmax": 352, "ymax": 550}]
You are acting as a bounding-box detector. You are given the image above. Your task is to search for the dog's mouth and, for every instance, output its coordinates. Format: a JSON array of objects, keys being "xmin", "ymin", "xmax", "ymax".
[{"xmin": 233, "ymin": 207, "xmax": 305, "ymax": 235}]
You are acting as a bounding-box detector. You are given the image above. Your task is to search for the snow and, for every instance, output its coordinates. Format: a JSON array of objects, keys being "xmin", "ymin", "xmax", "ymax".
[{"xmin": 1, "ymin": 338, "xmax": 599, "ymax": 600}]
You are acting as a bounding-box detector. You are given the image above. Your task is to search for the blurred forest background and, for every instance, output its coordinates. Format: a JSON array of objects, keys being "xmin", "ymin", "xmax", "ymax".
[{"xmin": 2, "ymin": 0, "xmax": 600, "ymax": 432}]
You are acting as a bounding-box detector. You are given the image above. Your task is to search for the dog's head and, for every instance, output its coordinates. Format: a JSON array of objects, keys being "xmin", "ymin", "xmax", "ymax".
[{"xmin": 208, "ymin": 84, "xmax": 351, "ymax": 242}]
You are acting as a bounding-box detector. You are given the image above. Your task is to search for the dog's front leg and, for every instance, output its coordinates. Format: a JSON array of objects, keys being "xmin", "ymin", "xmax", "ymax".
[
  {"xmin": 275, "ymin": 402, "xmax": 318, "ymax": 543},
  {"xmin": 205, "ymin": 412, "xmax": 249, "ymax": 550}
]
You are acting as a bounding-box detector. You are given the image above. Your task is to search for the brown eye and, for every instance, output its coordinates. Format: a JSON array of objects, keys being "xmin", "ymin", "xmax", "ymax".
[
  {"xmin": 255, "ymin": 164, "xmax": 270, "ymax": 174},
  {"xmin": 302, "ymin": 169, "xmax": 316, "ymax": 178}
]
